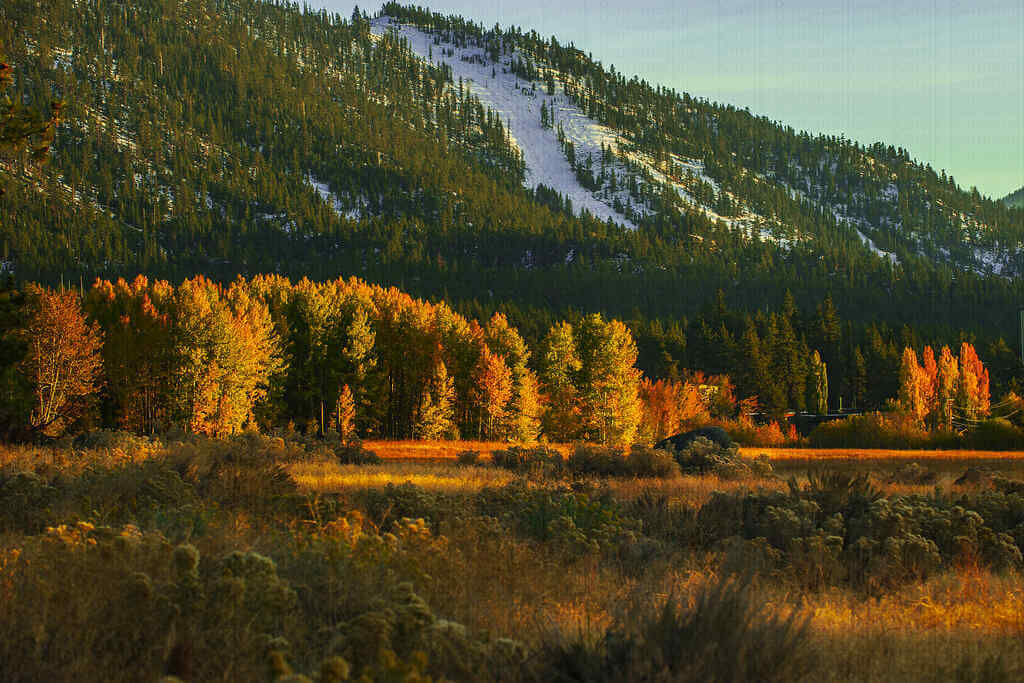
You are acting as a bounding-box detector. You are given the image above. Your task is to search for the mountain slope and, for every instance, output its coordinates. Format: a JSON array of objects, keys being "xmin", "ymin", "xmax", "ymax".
[
  {"xmin": 1004, "ymin": 186, "xmax": 1024, "ymax": 209},
  {"xmin": 1, "ymin": 0, "xmax": 1023, "ymax": 385},
  {"xmin": 376, "ymin": 7, "xmax": 1024, "ymax": 278}
]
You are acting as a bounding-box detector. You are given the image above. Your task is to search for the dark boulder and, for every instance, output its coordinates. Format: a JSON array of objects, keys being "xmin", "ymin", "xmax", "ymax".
[{"xmin": 655, "ymin": 426, "xmax": 734, "ymax": 452}]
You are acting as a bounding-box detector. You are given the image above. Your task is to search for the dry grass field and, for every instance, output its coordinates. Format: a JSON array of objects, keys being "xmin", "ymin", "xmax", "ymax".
[
  {"xmin": 362, "ymin": 439, "xmax": 571, "ymax": 461},
  {"xmin": 5, "ymin": 433, "xmax": 1024, "ymax": 680},
  {"xmin": 742, "ymin": 446, "xmax": 1024, "ymax": 461}
]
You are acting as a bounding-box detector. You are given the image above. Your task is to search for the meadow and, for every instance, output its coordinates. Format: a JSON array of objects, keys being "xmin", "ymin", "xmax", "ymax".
[{"xmin": 3, "ymin": 433, "xmax": 1024, "ymax": 681}]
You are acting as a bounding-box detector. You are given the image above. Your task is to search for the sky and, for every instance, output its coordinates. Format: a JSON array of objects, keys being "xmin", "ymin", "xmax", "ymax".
[{"xmin": 315, "ymin": 0, "xmax": 1023, "ymax": 199}]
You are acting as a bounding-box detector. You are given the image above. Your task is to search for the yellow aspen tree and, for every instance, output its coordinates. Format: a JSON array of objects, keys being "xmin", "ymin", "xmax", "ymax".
[
  {"xmin": 19, "ymin": 285, "xmax": 103, "ymax": 436},
  {"xmin": 935, "ymin": 346, "xmax": 959, "ymax": 430}
]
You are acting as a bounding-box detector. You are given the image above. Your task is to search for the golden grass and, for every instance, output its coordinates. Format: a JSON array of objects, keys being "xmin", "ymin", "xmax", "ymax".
[
  {"xmin": 289, "ymin": 460, "xmax": 517, "ymax": 494},
  {"xmin": 362, "ymin": 439, "xmax": 571, "ymax": 461},
  {"xmin": 743, "ymin": 447, "xmax": 1024, "ymax": 461}
]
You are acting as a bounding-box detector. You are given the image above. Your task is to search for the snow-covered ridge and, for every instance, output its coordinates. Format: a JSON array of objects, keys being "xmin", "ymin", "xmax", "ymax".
[
  {"xmin": 369, "ymin": 17, "xmax": 803, "ymax": 248},
  {"xmin": 371, "ymin": 16, "xmax": 636, "ymax": 228}
]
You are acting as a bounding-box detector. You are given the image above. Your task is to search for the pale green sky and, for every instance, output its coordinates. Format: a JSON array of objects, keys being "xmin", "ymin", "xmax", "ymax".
[{"xmin": 321, "ymin": 1, "xmax": 1024, "ymax": 199}]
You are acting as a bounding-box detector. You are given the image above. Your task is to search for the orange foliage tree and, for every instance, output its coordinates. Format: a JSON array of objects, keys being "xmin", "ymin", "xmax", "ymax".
[
  {"xmin": 897, "ymin": 343, "xmax": 990, "ymax": 430},
  {"xmin": 19, "ymin": 285, "xmax": 103, "ymax": 436}
]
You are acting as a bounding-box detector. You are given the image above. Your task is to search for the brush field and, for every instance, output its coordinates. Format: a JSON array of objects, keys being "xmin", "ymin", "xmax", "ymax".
[{"xmin": 2, "ymin": 434, "xmax": 1024, "ymax": 681}]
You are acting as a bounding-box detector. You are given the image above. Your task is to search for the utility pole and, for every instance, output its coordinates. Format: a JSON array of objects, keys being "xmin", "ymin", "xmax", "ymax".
[{"xmin": 1019, "ymin": 310, "xmax": 1024, "ymax": 365}]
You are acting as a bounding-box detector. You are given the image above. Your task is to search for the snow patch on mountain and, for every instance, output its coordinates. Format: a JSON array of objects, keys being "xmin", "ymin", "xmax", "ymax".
[
  {"xmin": 371, "ymin": 16, "xmax": 635, "ymax": 228},
  {"xmin": 306, "ymin": 172, "xmax": 365, "ymax": 220}
]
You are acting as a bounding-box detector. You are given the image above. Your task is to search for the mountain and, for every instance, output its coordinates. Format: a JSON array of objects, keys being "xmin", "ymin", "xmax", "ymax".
[
  {"xmin": 2, "ymin": 0, "xmax": 1024, "ymax": 401},
  {"xmin": 1004, "ymin": 186, "xmax": 1024, "ymax": 209}
]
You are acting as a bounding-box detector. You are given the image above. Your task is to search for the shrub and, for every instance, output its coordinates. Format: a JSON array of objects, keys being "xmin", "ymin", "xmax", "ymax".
[
  {"xmin": 887, "ymin": 462, "xmax": 938, "ymax": 485},
  {"xmin": 490, "ymin": 445, "xmax": 563, "ymax": 475},
  {"xmin": 670, "ymin": 437, "xmax": 768, "ymax": 478},
  {"xmin": 455, "ymin": 450, "xmax": 480, "ymax": 466},
  {"xmin": 476, "ymin": 482, "xmax": 641, "ymax": 556},
  {"xmin": 333, "ymin": 440, "xmax": 381, "ymax": 465},
  {"xmin": 624, "ymin": 445, "xmax": 680, "ymax": 478},
  {"xmin": 807, "ymin": 412, "xmax": 958, "ymax": 449},
  {"xmin": 719, "ymin": 418, "xmax": 795, "ymax": 447},
  {"xmin": 359, "ymin": 482, "xmax": 456, "ymax": 529},
  {"xmin": 966, "ymin": 418, "xmax": 1024, "ymax": 450},
  {"xmin": 697, "ymin": 471, "xmax": 1023, "ymax": 591},
  {"xmin": 569, "ymin": 445, "xmax": 679, "ymax": 478},
  {"xmin": 535, "ymin": 576, "xmax": 813, "ymax": 682}
]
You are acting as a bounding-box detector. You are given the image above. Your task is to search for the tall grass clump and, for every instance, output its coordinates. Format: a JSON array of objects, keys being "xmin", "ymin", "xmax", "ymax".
[{"xmin": 535, "ymin": 576, "xmax": 814, "ymax": 682}]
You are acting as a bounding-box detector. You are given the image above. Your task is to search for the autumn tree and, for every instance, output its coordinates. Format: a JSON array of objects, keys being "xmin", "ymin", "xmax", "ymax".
[
  {"xmin": 897, "ymin": 347, "xmax": 927, "ymax": 422},
  {"xmin": 333, "ymin": 384, "xmax": 357, "ymax": 441},
  {"xmin": 85, "ymin": 276, "xmax": 174, "ymax": 433},
  {"xmin": 507, "ymin": 371, "xmax": 543, "ymax": 442},
  {"xmin": 538, "ymin": 321, "xmax": 582, "ymax": 441},
  {"xmin": 470, "ymin": 346, "xmax": 513, "ymax": 439},
  {"xmin": 576, "ymin": 314, "xmax": 643, "ymax": 445},
  {"xmin": 18, "ymin": 285, "xmax": 103, "ymax": 436},
  {"xmin": 957, "ymin": 342, "xmax": 990, "ymax": 420},
  {"xmin": 934, "ymin": 346, "xmax": 959, "ymax": 430},
  {"xmin": 171, "ymin": 277, "xmax": 285, "ymax": 437},
  {"xmin": 414, "ymin": 358, "xmax": 457, "ymax": 440},
  {"xmin": 639, "ymin": 377, "xmax": 707, "ymax": 442},
  {"xmin": 484, "ymin": 313, "xmax": 542, "ymax": 441}
]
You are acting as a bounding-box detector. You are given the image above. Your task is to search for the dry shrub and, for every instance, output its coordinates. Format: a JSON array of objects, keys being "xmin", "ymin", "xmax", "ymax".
[{"xmin": 535, "ymin": 576, "xmax": 813, "ymax": 682}]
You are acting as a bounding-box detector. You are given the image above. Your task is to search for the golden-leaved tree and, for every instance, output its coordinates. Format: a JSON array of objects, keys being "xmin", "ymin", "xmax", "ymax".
[
  {"xmin": 19, "ymin": 285, "xmax": 103, "ymax": 436},
  {"xmin": 172, "ymin": 277, "xmax": 285, "ymax": 437},
  {"xmin": 538, "ymin": 321, "xmax": 582, "ymax": 441},
  {"xmin": 576, "ymin": 314, "xmax": 643, "ymax": 446},
  {"xmin": 897, "ymin": 343, "xmax": 990, "ymax": 430}
]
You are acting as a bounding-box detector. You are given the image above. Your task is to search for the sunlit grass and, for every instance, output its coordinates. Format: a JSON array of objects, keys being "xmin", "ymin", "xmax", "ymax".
[
  {"xmin": 289, "ymin": 460, "xmax": 517, "ymax": 494},
  {"xmin": 363, "ymin": 439, "xmax": 571, "ymax": 461},
  {"xmin": 744, "ymin": 447, "xmax": 1024, "ymax": 461}
]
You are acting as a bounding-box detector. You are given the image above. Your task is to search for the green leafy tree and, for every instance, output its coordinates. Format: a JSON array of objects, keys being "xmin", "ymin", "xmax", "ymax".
[{"xmin": 808, "ymin": 350, "xmax": 828, "ymax": 415}]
